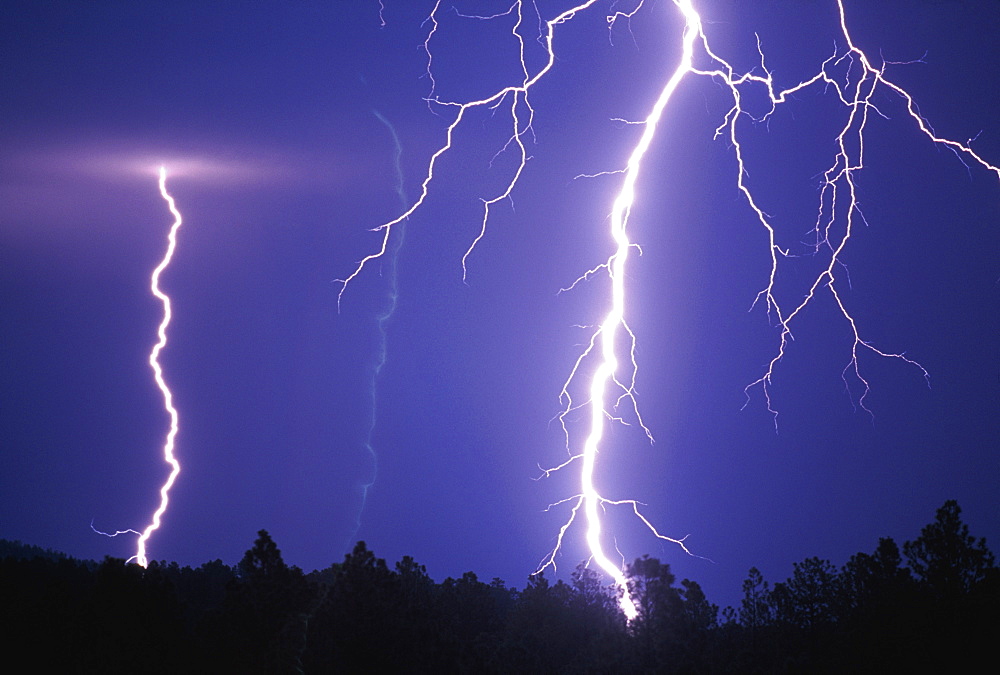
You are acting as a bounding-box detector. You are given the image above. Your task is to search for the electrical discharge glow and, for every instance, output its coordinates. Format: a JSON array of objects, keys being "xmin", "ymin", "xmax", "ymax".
[
  {"xmin": 134, "ymin": 166, "xmax": 184, "ymax": 568},
  {"xmin": 342, "ymin": 1, "xmax": 998, "ymax": 619}
]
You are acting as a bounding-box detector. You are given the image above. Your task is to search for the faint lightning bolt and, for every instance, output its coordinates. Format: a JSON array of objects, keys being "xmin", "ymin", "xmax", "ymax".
[
  {"xmin": 346, "ymin": 110, "xmax": 409, "ymax": 547},
  {"xmin": 342, "ymin": 0, "xmax": 998, "ymax": 620},
  {"xmin": 96, "ymin": 166, "xmax": 183, "ymax": 567}
]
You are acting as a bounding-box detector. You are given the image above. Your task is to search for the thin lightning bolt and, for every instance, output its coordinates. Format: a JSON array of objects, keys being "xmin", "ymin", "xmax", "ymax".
[
  {"xmin": 96, "ymin": 166, "xmax": 184, "ymax": 567},
  {"xmin": 132, "ymin": 165, "xmax": 184, "ymax": 568},
  {"xmin": 96, "ymin": 166, "xmax": 183, "ymax": 566},
  {"xmin": 346, "ymin": 110, "xmax": 409, "ymax": 547},
  {"xmin": 728, "ymin": 3, "xmax": 1000, "ymax": 424},
  {"xmin": 343, "ymin": 1, "xmax": 998, "ymax": 620}
]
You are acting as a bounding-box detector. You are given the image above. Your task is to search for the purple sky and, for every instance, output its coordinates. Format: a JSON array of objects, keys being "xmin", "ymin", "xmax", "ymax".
[{"xmin": 2, "ymin": 0, "xmax": 998, "ymax": 611}]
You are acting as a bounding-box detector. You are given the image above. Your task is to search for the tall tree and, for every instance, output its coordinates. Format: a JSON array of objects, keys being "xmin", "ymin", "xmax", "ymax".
[
  {"xmin": 626, "ymin": 556, "xmax": 686, "ymax": 669},
  {"xmin": 737, "ymin": 566, "xmax": 772, "ymax": 630},
  {"xmin": 840, "ymin": 537, "xmax": 911, "ymax": 615},
  {"xmin": 903, "ymin": 500, "xmax": 996, "ymax": 598},
  {"xmin": 778, "ymin": 557, "xmax": 841, "ymax": 629},
  {"xmin": 227, "ymin": 530, "xmax": 313, "ymax": 674},
  {"xmin": 680, "ymin": 578, "xmax": 718, "ymax": 632}
]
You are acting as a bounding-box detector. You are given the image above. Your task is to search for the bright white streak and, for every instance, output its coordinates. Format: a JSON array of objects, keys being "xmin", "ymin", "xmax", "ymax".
[
  {"xmin": 339, "ymin": 0, "xmax": 689, "ymax": 620},
  {"xmin": 577, "ymin": 0, "xmax": 703, "ymax": 622},
  {"xmin": 342, "ymin": 0, "xmax": 999, "ymax": 622},
  {"xmin": 556, "ymin": 0, "xmax": 999, "ymax": 619},
  {"xmin": 134, "ymin": 165, "xmax": 183, "ymax": 568}
]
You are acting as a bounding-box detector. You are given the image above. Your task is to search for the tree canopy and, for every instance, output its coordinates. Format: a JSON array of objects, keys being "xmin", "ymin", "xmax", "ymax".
[{"xmin": 3, "ymin": 500, "xmax": 996, "ymax": 672}]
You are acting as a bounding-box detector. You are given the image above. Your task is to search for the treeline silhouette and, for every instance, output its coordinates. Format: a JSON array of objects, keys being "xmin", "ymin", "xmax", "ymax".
[{"xmin": 2, "ymin": 500, "xmax": 996, "ymax": 673}]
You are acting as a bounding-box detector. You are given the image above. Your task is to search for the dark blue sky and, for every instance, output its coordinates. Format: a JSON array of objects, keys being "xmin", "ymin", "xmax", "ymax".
[{"xmin": 2, "ymin": 0, "xmax": 997, "ymax": 611}]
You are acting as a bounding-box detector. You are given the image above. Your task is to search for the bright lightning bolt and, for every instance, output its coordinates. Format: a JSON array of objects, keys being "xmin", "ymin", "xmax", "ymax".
[
  {"xmin": 132, "ymin": 165, "xmax": 184, "ymax": 568},
  {"xmin": 538, "ymin": 0, "xmax": 705, "ymax": 623},
  {"xmin": 96, "ymin": 166, "xmax": 183, "ymax": 566},
  {"xmin": 96, "ymin": 166, "xmax": 184, "ymax": 567},
  {"xmin": 343, "ymin": 0, "xmax": 998, "ymax": 621}
]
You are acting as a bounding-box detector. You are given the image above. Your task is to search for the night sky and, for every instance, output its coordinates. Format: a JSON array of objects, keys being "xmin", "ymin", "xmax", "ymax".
[{"xmin": 2, "ymin": 0, "xmax": 997, "ymax": 611}]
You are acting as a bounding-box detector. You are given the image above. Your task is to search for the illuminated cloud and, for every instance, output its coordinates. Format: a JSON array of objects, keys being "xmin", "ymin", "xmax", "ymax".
[{"xmin": 9, "ymin": 142, "xmax": 298, "ymax": 186}]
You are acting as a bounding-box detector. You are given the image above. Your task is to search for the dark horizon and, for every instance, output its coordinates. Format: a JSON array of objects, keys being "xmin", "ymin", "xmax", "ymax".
[{"xmin": 4, "ymin": 499, "xmax": 997, "ymax": 671}]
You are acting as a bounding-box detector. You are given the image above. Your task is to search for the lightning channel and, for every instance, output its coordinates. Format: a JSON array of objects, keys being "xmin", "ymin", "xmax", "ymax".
[
  {"xmin": 677, "ymin": 1, "xmax": 999, "ymax": 424},
  {"xmin": 339, "ymin": 0, "xmax": 691, "ymax": 621},
  {"xmin": 346, "ymin": 109, "xmax": 409, "ymax": 547},
  {"xmin": 93, "ymin": 166, "xmax": 184, "ymax": 566},
  {"xmin": 341, "ymin": 0, "xmax": 998, "ymax": 620},
  {"xmin": 128, "ymin": 166, "xmax": 185, "ymax": 568}
]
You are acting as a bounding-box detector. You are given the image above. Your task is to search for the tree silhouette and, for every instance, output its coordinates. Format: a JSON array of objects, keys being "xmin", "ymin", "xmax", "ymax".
[
  {"xmin": 3, "ymin": 500, "xmax": 998, "ymax": 672},
  {"xmin": 840, "ymin": 537, "xmax": 911, "ymax": 615},
  {"xmin": 226, "ymin": 530, "xmax": 312, "ymax": 674},
  {"xmin": 903, "ymin": 499, "xmax": 996, "ymax": 598},
  {"xmin": 738, "ymin": 566, "xmax": 772, "ymax": 630},
  {"xmin": 775, "ymin": 557, "xmax": 840, "ymax": 629}
]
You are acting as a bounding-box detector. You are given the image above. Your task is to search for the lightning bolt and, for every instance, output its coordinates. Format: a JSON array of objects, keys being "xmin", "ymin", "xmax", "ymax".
[
  {"xmin": 131, "ymin": 165, "xmax": 184, "ymax": 568},
  {"xmin": 111, "ymin": 165, "xmax": 186, "ymax": 568},
  {"xmin": 346, "ymin": 110, "xmax": 410, "ymax": 547},
  {"xmin": 730, "ymin": 2, "xmax": 1000, "ymax": 423},
  {"xmin": 342, "ymin": 1, "xmax": 998, "ymax": 620},
  {"xmin": 96, "ymin": 166, "xmax": 183, "ymax": 567}
]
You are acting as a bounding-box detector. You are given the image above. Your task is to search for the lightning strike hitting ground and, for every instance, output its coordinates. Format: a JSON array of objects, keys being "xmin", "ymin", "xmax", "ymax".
[
  {"xmin": 96, "ymin": 167, "xmax": 184, "ymax": 565},
  {"xmin": 127, "ymin": 166, "xmax": 185, "ymax": 567},
  {"xmin": 96, "ymin": 166, "xmax": 184, "ymax": 567},
  {"xmin": 342, "ymin": 1, "xmax": 998, "ymax": 619},
  {"xmin": 346, "ymin": 109, "xmax": 410, "ymax": 547}
]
